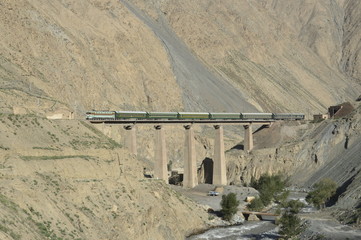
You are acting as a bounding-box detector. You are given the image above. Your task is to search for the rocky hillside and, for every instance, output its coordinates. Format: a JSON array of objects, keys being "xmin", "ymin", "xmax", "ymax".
[
  {"xmin": 226, "ymin": 101, "xmax": 361, "ymax": 212},
  {"xmin": 1, "ymin": 0, "xmax": 360, "ymax": 116},
  {"xmin": 0, "ymin": 0, "xmax": 184, "ymax": 117},
  {"xmin": 129, "ymin": 0, "xmax": 361, "ymax": 112},
  {"xmin": 1, "ymin": 0, "xmax": 361, "ymax": 238},
  {"xmin": 0, "ymin": 115, "xmax": 208, "ymax": 239}
]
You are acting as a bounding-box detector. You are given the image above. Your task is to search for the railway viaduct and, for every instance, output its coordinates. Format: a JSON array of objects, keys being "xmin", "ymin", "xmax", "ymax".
[{"xmin": 90, "ymin": 119, "xmax": 273, "ymax": 188}]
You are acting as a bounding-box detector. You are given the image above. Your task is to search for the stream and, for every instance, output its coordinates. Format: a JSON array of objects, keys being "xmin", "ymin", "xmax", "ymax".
[
  {"xmin": 187, "ymin": 191, "xmax": 313, "ymax": 240},
  {"xmin": 187, "ymin": 221, "xmax": 279, "ymax": 240}
]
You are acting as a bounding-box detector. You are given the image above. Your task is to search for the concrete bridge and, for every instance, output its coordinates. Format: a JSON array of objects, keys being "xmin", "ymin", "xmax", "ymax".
[{"xmin": 90, "ymin": 119, "xmax": 272, "ymax": 188}]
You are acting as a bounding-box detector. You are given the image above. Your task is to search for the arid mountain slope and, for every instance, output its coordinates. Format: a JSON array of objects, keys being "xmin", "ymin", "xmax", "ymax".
[
  {"xmin": 226, "ymin": 102, "xmax": 361, "ymax": 211},
  {"xmin": 1, "ymin": 0, "xmax": 360, "ymax": 117},
  {"xmin": 0, "ymin": 0, "xmax": 183, "ymax": 117},
  {"xmin": 1, "ymin": 0, "xmax": 361, "ymax": 238},
  {"xmin": 0, "ymin": 115, "xmax": 208, "ymax": 239},
  {"xmin": 120, "ymin": 0, "xmax": 258, "ymax": 112},
  {"xmin": 341, "ymin": 0, "xmax": 361, "ymax": 83},
  {"xmin": 129, "ymin": 0, "xmax": 361, "ymax": 112}
]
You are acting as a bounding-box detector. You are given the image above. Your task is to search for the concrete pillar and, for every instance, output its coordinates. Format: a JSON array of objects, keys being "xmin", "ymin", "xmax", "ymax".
[
  {"xmin": 183, "ymin": 125, "xmax": 197, "ymax": 188},
  {"xmin": 213, "ymin": 125, "xmax": 227, "ymax": 185},
  {"xmin": 154, "ymin": 125, "xmax": 168, "ymax": 182},
  {"xmin": 124, "ymin": 125, "xmax": 137, "ymax": 155},
  {"xmin": 244, "ymin": 124, "xmax": 253, "ymax": 152}
]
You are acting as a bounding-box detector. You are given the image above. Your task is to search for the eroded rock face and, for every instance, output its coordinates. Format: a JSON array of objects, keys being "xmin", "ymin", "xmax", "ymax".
[
  {"xmin": 0, "ymin": 0, "xmax": 183, "ymax": 117},
  {"xmin": 225, "ymin": 104, "xmax": 361, "ymax": 211},
  {"xmin": 1, "ymin": 1, "xmax": 361, "ymax": 238},
  {"xmin": 130, "ymin": 0, "xmax": 361, "ymax": 113},
  {"xmin": 1, "ymin": 0, "xmax": 361, "ymax": 116}
]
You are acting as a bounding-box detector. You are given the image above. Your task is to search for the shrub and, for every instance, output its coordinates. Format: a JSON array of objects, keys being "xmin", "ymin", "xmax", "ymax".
[
  {"xmin": 283, "ymin": 199, "xmax": 306, "ymax": 214},
  {"xmin": 250, "ymin": 173, "xmax": 289, "ymax": 206},
  {"xmin": 247, "ymin": 196, "xmax": 264, "ymax": 211},
  {"xmin": 306, "ymin": 178, "xmax": 337, "ymax": 209},
  {"xmin": 279, "ymin": 211, "xmax": 304, "ymax": 239},
  {"xmin": 274, "ymin": 190, "xmax": 290, "ymax": 204},
  {"xmin": 277, "ymin": 199, "xmax": 306, "ymax": 239},
  {"xmin": 220, "ymin": 193, "xmax": 240, "ymax": 221}
]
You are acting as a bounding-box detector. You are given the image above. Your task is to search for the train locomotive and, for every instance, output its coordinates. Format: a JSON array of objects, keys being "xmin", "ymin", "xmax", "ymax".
[{"xmin": 86, "ymin": 111, "xmax": 305, "ymax": 121}]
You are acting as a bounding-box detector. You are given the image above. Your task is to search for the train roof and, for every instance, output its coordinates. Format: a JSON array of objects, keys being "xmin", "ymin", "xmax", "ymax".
[
  {"xmin": 86, "ymin": 110, "xmax": 114, "ymax": 113},
  {"xmin": 115, "ymin": 111, "xmax": 147, "ymax": 114},
  {"xmin": 273, "ymin": 113, "xmax": 304, "ymax": 115},
  {"xmin": 210, "ymin": 112, "xmax": 241, "ymax": 115},
  {"xmin": 242, "ymin": 112, "xmax": 273, "ymax": 115},
  {"xmin": 178, "ymin": 112, "xmax": 209, "ymax": 114},
  {"xmin": 147, "ymin": 112, "xmax": 178, "ymax": 114}
]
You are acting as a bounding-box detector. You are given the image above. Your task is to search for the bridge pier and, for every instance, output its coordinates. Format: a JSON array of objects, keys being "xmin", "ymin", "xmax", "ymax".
[
  {"xmin": 123, "ymin": 125, "xmax": 137, "ymax": 155},
  {"xmin": 213, "ymin": 125, "xmax": 227, "ymax": 185},
  {"xmin": 154, "ymin": 125, "xmax": 168, "ymax": 182},
  {"xmin": 183, "ymin": 125, "xmax": 197, "ymax": 188},
  {"xmin": 244, "ymin": 123, "xmax": 253, "ymax": 152}
]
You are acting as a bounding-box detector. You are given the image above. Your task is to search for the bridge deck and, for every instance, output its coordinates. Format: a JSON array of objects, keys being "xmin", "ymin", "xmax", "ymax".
[
  {"xmin": 89, "ymin": 119, "xmax": 274, "ymax": 125},
  {"xmin": 242, "ymin": 211, "xmax": 279, "ymax": 216}
]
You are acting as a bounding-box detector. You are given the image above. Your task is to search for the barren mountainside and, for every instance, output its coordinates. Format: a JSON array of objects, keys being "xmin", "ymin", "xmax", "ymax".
[
  {"xmin": 0, "ymin": 116, "xmax": 208, "ymax": 240},
  {"xmin": 1, "ymin": 0, "xmax": 360, "ymax": 116},
  {"xmin": 1, "ymin": 0, "xmax": 361, "ymax": 239},
  {"xmin": 130, "ymin": 0, "xmax": 361, "ymax": 112}
]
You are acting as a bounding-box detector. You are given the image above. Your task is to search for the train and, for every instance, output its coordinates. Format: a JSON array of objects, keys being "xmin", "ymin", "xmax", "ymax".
[{"xmin": 86, "ymin": 111, "xmax": 305, "ymax": 121}]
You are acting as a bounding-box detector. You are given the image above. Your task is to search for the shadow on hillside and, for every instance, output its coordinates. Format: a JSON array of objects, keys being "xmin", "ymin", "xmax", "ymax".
[
  {"xmin": 231, "ymin": 144, "xmax": 244, "ymax": 150},
  {"xmin": 253, "ymin": 125, "xmax": 270, "ymax": 134},
  {"xmin": 229, "ymin": 125, "xmax": 268, "ymax": 151},
  {"xmin": 328, "ymin": 171, "xmax": 359, "ymax": 207}
]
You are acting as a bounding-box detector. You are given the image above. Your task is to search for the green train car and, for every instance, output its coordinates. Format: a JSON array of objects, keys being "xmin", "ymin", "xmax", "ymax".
[
  {"xmin": 147, "ymin": 112, "xmax": 178, "ymax": 119},
  {"xmin": 115, "ymin": 111, "xmax": 147, "ymax": 119},
  {"xmin": 209, "ymin": 112, "xmax": 241, "ymax": 119},
  {"xmin": 86, "ymin": 111, "xmax": 305, "ymax": 121},
  {"xmin": 85, "ymin": 111, "xmax": 115, "ymax": 120},
  {"xmin": 242, "ymin": 113, "xmax": 273, "ymax": 120},
  {"xmin": 177, "ymin": 112, "xmax": 210, "ymax": 119}
]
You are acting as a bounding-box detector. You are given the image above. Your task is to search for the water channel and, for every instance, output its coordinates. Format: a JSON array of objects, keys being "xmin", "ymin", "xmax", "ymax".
[
  {"xmin": 187, "ymin": 221, "xmax": 279, "ymax": 240},
  {"xmin": 187, "ymin": 191, "xmax": 313, "ymax": 240}
]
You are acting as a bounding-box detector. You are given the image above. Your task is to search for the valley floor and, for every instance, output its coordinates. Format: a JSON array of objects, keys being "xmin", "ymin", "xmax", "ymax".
[{"xmin": 173, "ymin": 184, "xmax": 361, "ymax": 239}]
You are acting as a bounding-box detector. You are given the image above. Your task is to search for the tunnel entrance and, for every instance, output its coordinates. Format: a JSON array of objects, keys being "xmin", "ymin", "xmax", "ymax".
[{"xmin": 203, "ymin": 157, "xmax": 214, "ymax": 184}]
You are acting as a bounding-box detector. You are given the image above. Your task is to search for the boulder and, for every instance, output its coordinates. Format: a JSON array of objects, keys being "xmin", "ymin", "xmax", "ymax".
[
  {"xmin": 245, "ymin": 196, "xmax": 255, "ymax": 202},
  {"xmin": 248, "ymin": 214, "xmax": 261, "ymax": 221}
]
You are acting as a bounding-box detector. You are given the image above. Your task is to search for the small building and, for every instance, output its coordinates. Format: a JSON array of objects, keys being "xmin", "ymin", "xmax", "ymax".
[
  {"xmin": 328, "ymin": 102, "xmax": 354, "ymax": 118},
  {"xmin": 313, "ymin": 114, "xmax": 328, "ymax": 121}
]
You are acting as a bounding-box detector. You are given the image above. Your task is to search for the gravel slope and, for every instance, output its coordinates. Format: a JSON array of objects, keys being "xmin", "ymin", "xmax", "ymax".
[{"xmin": 120, "ymin": 0, "xmax": 258, "ymax": 112}]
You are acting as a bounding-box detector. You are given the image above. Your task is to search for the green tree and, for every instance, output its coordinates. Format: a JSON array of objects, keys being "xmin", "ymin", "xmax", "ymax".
[
  {"xmin": 278, "ymin": 199, "xmax": 305, "ymax": 239},
  {"xmin": 279, "ymin": 212, "xmax": 304, "ymax": 239},
  {"xmin": 275, "ymin": 190, "xmax": 290, "ymax": 204},
  {"xmin": 251, "ymin": 173, "xmax": 289, "ymax": 206},
  {"xmin": 306, "ymin": 178, "xmax": 337, "ymax": 209},
  {"xmin": 220, "ymin": 193, "xmax": 240, "ymax": 221},
  {"xmin": 283, "ymin": 199, "xmax": 306, "ymax": 214},
  {"xmin": 247, "ymin": 196, "xmax": 264, "ymax": 211}
]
